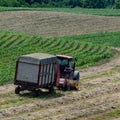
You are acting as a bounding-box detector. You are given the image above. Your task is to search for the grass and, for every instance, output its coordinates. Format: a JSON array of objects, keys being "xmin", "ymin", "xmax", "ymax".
[
  {"xmin": 61, "ymin": 31, "xmax": 120, "ymax": 48},
  {"xmin": 0, "ymin": 7, "xmax": 120, "ymax": 16},
  {"xmin": 0, "ymin": 30, "xmax": 118, "ymax": 85},
  {"xmin": 108, "ymin": 109, "xmax": 120, "ymax": 118},
  {"xmin": 89, "ymin": 109, "xmax": 120, "ymax": 120},
  {"xmin": 81, "ymin": 67, "xmax": 120, "ymax": 83}
]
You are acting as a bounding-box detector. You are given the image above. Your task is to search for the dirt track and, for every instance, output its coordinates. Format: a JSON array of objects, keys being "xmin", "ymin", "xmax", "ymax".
[{"xmin": 0, "ymin": 11, "xmax": 120, "ymax": 37}]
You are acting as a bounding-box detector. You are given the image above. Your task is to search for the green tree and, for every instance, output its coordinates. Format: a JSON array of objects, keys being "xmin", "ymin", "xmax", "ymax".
[
  {"xmin": 115, "ymin": 0, "xmax": 120, "ymax": 8},
  {"xmin": 0, "ymin": 0, "xmax": 9, "ymax": 7},
  {"xmin": 0, "ymin": 0, "xmax": 117, "ymax": 8},
  {"xmin": 82, "ymin": 0, "xmax": 105, "ymax": 8},
  {"xmin": 0, "ymin": 0, "xmax": 27, "ymax": 7},
  {"xmin": 67, "ymin": 0, "xmax": 82, "ymax": 7}
]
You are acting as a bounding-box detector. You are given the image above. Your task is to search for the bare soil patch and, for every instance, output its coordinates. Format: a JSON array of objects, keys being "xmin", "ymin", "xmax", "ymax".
[{"xmin": 0, "ymin": 11, "xmax": 120, "ymax": 37}]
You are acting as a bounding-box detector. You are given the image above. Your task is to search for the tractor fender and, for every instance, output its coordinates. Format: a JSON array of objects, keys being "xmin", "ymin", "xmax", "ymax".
[{"xmin": 73, "ymin": 71, "xmax": 80, "ymax": 81}]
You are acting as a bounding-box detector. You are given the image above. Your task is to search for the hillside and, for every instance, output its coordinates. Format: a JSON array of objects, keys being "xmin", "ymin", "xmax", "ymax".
[
  {"xmin": 0, "ymin": 10, "xmax": 120, "ymax": 120},
  {"xmin": 0, "ymin": 11, "xmax": 120, "ymax": 37}
]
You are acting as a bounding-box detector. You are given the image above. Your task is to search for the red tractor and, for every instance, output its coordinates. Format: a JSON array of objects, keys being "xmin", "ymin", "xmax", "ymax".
[
  {"xmin": 14, "ymin": 53, "xmax": 80, "ymax": 96},
  {"xmin": 56, "ymin": 55, "xmax": 80, "ymax": 90}
]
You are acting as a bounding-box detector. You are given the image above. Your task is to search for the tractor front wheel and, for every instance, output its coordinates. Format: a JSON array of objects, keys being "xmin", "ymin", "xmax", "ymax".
[{"xmin": 73, "ymin": 71, "xmax": 80, "ymax": 81}]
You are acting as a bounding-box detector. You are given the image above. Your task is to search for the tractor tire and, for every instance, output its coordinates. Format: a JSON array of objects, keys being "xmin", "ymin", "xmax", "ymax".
[
  {"xmin": 73, "ymin": 71, "xmax": 80, "ymax": 81},
  {"xmin": 15, "ymin": 86, "xmax": 21, "ymax": 94},
  {"xmin": 63, "ymin": 81, "xmax": 70, "ymax": 91},
  {"xmin": 33, "ymin": 89, "xmax": 40, "ymax": 97},
  {"xmin": 48, "ymin": 85, "xmax": 55, "ymax": 94}
]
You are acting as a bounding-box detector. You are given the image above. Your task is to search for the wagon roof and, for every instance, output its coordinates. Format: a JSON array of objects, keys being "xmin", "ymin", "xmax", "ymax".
[{"xmin": 18, "ymin": 53, "xmax": 57, "ymax": 64}]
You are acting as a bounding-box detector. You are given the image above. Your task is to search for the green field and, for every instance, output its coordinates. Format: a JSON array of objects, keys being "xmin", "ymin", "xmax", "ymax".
[
  {"xmin": 62, "ymin": 32, "xmax": 120, "ymax": 47},
  {"xmin": 0, "ymin": 7, "xmax": 119, "ymax": 84},
  {"xmin": 89, "ymin": 109, "xmax": 120, "ymax": 120},
  {"xmin": 0, "ymin": 7, "xmax": 120, "ymax": 120},
  {"xmin": 0, "ymin": 30, "xmax": 119, "ymax": 85},
  {"xmin": 0, "ymin": 7, "xmax": 120, "ymax": 16}
]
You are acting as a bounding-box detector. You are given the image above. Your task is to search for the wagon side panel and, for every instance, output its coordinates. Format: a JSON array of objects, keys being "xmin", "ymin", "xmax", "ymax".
[{"xmin": 39, "ymin": 63, "xmax": 56, "ymax": 87}]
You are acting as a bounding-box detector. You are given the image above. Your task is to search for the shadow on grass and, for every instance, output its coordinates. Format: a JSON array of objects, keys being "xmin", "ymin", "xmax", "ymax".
[{"xmin": 19, "ymin": 89, "xmax": 64, "ymax": 99}]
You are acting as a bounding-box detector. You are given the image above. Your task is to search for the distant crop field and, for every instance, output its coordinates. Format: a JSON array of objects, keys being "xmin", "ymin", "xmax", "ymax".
[{"xmin": 0, "ymin": 11, "xmax": 120, "ymax": 37}]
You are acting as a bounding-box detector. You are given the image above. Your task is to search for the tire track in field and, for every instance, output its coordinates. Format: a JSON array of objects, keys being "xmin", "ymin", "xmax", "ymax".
[{"xmin": 81, "ymin": 49, "xmax": 120, "ymax": 77}]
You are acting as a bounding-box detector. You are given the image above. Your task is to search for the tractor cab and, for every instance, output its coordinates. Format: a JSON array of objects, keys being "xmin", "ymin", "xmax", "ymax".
[{"xmin": 56, "ymin": 55, "xmax": 75, "ymax": 79}]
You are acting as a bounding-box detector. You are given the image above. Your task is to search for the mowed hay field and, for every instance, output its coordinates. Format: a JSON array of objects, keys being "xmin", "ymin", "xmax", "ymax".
[
  {"xmin": 0, "ymin": 10, "xmax": 120, "ymax": 120},
  {"xmin": 0, "ymin": 11, "xmax": 120, "ymax": 37}
]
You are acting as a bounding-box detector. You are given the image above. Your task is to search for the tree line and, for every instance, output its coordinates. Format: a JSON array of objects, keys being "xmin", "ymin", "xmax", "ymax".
[{"xmin": 0, "ymin": 0, "xmax": 120, "ymax": 8}]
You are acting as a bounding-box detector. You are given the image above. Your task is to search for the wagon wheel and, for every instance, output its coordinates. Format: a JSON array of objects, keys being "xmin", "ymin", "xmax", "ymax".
[
  {"xmin": 32, "ymin": 89, "xmax": 40, "ymax": 97},
  {"xmin": 15, "ymin": 86, "xmax": 21, "ymax": 94},
  {"xmin": 48, "ymin": 85, "xmax": 55, "ymax": 94}
]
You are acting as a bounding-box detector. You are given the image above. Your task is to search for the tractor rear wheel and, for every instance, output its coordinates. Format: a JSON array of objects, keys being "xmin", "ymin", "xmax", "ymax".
[
  {"xmin": 73, "ymin": 71, "xmax": 80, "ymax": 80},
  {"xmin": 49, "ymin": 86, "xmax": 55, "ymax": 94}
]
